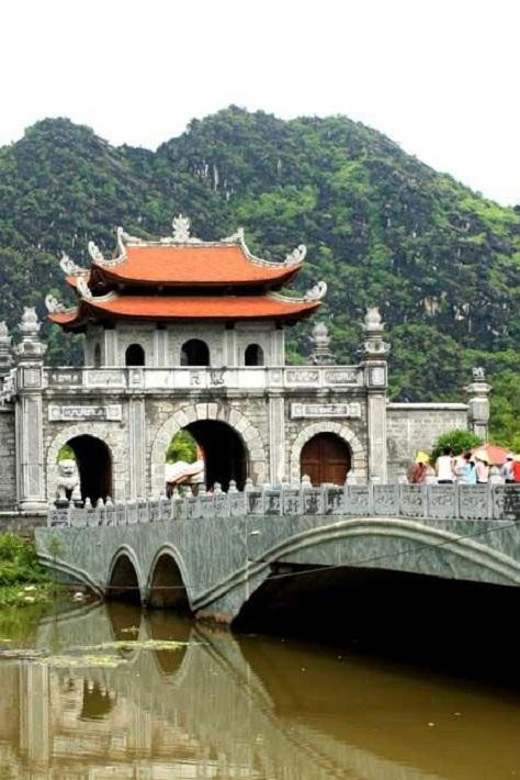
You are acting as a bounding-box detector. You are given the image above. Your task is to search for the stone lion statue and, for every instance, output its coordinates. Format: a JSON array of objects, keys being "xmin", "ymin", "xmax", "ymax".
[{"xmin": 56, "ymin": 459, "xmax": 81, "ymax": 502}]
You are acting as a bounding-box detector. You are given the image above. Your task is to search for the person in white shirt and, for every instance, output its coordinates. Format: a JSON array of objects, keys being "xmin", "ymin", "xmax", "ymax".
[{"xmin": 435, "ymin": 448, "xmax": 455, "ymax": 483}]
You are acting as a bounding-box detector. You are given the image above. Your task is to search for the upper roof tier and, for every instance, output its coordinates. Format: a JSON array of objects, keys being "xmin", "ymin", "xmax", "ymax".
[
  {"xmin": 61, "ymin": 216, "xmax": 306, "ymax": 290},
  {"xmin": 46, "ymin": 215, "xmax": 327, "ymax": 330}
]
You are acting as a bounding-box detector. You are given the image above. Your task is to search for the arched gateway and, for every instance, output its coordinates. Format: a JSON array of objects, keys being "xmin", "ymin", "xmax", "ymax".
[{"xmin": 4, "ymin": 213, "xmax": 469, "ymax": 512}]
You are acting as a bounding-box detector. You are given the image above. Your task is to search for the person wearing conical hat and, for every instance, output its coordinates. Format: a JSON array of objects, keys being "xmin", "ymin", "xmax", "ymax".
[
  {"xmin": 474, "ymin": 450, "xmax": 490, "ymax": 484},
  {"xmin": 407, "ymin": 451, "xmax": 429, "ymax": 483}
]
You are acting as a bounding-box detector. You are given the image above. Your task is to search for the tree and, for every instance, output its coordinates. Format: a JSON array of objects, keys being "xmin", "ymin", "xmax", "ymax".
[{"xmin": 431, "ymin": 430, "xmax": 483, "ymax": 462}]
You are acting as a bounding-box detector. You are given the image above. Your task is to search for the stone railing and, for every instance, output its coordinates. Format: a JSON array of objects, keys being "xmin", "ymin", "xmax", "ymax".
[{"xmin": 47, "ymin": 482, "xmax": 520, "ymax": 528}]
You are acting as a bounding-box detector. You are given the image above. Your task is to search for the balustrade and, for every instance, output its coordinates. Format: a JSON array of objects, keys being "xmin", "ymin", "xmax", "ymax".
[{"xmin": 47, "ymin": 482, "xmax": 520, "ymax": 528}]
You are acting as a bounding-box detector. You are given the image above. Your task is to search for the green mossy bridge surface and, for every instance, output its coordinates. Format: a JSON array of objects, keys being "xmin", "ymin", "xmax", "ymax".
[{"xmin": 35, "ymin": 483, "xmax": 520, "ymax": 622}]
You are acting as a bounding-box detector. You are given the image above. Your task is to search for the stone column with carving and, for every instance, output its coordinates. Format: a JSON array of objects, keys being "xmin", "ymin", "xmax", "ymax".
[
  {"xmin": 361, "ymin": 308, "xmax": 390, "ymax": 483},
  {"xmin": 465, "ymin": 367, "xmax": 491, "ymax": 442},
  {"xmin": 14, "ymin": 308, "xmax": 48, "ymax": 511}
]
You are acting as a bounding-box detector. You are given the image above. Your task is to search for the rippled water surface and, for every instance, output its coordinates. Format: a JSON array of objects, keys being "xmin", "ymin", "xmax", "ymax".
[{"xmin": 1, "ymin": 602, "xmax": 520, "ymax": 779}]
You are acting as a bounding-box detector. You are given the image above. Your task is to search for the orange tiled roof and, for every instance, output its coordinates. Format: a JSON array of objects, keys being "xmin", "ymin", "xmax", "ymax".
[
  {"xmin": 91, "ymin": 245, "xmax": 300, "ymax": 287},
  {"xmin": 48, "ymin": 294, "xmax": 320, "ymax": 327}
]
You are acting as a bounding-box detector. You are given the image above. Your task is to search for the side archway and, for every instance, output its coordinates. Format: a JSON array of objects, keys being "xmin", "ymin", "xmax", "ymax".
[
  {"xmin": 46, "ymin": 424, "xmax": 126, "ymax": 503},
  {"xmin": 150, "ymin": 403, "xmax": 266, "ymax": 496},
  {"xmin": 289, "ymin": 422, "xmax": 366, "ymax": 483}
]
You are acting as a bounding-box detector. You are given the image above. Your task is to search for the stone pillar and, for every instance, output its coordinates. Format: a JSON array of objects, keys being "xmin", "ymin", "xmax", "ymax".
[
  {"xmin": 268, "ymin": 393, "xmax": 285, "ymax": 484},
  {"xmin": 465, "ymin": 367, "xmax": 491, "ymax": 442},
  {"xmin": 361, "ymin": 308, "xmax": 390, "ymax": 483},
  {"xmin": 14, "ymin": 308, "xmax": 47, "ymax": 512},
  {"xmin": 129, "ymin": 397, "xmax": 147, "ymax": 498},
  {"xmin": 104, "ymin": 326, "xmax": 118, "ymax": 366}
]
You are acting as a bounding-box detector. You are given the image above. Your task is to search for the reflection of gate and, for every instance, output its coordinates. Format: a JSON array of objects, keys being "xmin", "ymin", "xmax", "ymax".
[{"xmin": 300, "ymin": 433, "xmax": 351, "ymax": 486}]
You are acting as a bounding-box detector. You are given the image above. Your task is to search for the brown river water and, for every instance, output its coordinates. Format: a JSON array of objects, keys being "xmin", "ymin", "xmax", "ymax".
[{"xmin": 1, "ymin": 599, "xmax": 520, "ymax": 779}]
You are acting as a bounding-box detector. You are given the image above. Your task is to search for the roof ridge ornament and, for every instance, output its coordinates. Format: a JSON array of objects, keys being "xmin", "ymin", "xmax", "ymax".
[
  {"xmin": 268, "ymin": 280, "xmax": 327, "ymax": 304},
  {"xmin": 76, "ymin": 278, "xmax": 93, "ymax": 300},
  {"xmin": 88, "ymin": 241, "xmax": 105, "ymax": 265},
  {"xmin": 59, "ymin": 253, "xmax": 88, "ymax": 277},
  {"xmin": 221, "ymin": 228, "xmax": 245, "ymax": 243},
  {"xmin": 45, "ymin": 294, "xmax": 67, "ymax": 314},
  {"xmin": 304, "ymin": 281, "xmax": 327, "ymax": 301},
  {"xmin": 285, "ymin": 245, "xmax": 307, "ymax": 266}
]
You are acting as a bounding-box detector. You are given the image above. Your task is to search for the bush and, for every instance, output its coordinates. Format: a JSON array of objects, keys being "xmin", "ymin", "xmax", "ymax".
[
  {"xmin": 431, "ymin": 429, "xmax": 483, "ymax": 462},
  {"xmin": 0, "ymin": 534, "xmax": 48, "ymax": 586}
]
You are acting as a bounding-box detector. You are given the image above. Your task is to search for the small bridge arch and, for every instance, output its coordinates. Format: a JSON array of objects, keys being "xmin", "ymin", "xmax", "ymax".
[
  {"xmin": 107, "ymin": 546, "xmax": 144, "ymax": 604},
  {"xmin": 147, "ymin": 545, "xmax": 191, "ymax": 611}
]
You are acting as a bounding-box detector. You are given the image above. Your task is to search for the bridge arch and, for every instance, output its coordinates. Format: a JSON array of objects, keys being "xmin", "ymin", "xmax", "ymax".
[
  {"xmin": 46, "ymin": 424, "xmax": 126, "ymax": 503},
  {"xmin": 146, "ymin": 544, "xmax": 191, "ymax": 611},
  {"xmin": 150, "ymin": 403, "xmax": 266, "ymax": 495},
  {"xmin": 289, "ymin": 422, "xmax": 366, "ymax": 483},
  {"xmin": 107, "ymin": 546, "xmax": 144, "ymax": 604}
]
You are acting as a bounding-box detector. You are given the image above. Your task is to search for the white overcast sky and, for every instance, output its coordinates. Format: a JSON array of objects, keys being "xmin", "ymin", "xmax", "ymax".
[{"xmin": 2, "ymin": 0, "xmax": 519, "ymax": 205}]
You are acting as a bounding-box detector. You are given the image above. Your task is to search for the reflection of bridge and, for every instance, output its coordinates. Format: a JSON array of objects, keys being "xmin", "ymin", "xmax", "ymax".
[
  {"xmin": 3, "ymin": 604, "xmax": 520, "ymax": 779},
  {"xmin": 36, "ymin": 483, "xmax": 520, "ymax": 622},
  {"xmin": 0, "ymin": 604, "xmax": 451, "ymax": 780}
]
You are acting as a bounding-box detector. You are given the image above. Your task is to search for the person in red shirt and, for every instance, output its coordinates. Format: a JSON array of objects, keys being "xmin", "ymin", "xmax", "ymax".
[{"xmin": 513, "ymin": 455, "xmax": 520, "ymax": 483}]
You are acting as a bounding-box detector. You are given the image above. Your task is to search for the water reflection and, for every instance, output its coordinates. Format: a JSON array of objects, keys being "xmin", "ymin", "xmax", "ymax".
[{"xmin": 0, "ymin": 603, "xmax": 520, "ymax": 778}]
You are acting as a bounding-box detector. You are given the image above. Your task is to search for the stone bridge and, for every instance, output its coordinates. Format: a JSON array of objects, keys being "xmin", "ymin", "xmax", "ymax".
[{"xmin": 35, "ymin": 482, "xmax": 520, "ymax": 622}]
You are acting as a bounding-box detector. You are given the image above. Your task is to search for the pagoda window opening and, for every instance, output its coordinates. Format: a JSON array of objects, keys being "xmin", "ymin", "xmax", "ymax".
[
  {"xmin": 244, "ymin": 344, "xmax": 264, "ymax": 366},
  {"xmin": 181, "ymin": 339, "xmax": 210, "ymax": 367},
  {"xmin": 125, "ymin": 344, "xmax": 146, "ymax": 367},
  {"xmin": 93, "ymin": 343, "xmax": 102, "ymax": 368}
]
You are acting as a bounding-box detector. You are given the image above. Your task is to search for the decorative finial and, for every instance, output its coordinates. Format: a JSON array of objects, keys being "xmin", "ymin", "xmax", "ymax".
[
  {"xmin": 472, "ymin": 366, "xmax": 486, "ymax": 381},
  {"xmin": 309, "ymin": 321, "xmax": 335, "ymax": 365},
  {"xmin": 19, "ymin": 307, "xmax": 40, "ymax": 337},
  {"xmin": 364, "ymin": 307, "xmax": 383, "ymax": 330},
  {"xmin": 172, "ymin": 214, "xmax": 191, "ymax": 242}
]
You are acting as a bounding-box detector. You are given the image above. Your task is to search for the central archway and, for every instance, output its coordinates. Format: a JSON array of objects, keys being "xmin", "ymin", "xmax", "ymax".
[
  {"xmin": 67, "ymin": 435, "xmax": 113, "ymax": 504},
  {"xmin": 185, "ymin": 420, "xmax": 247, "ymax": 491}
]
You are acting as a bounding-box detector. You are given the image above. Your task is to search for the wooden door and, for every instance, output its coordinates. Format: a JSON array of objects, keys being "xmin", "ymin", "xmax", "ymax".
[{"xmin": 300, "ymin": 434, "xmax": 351, "ymax": 486}]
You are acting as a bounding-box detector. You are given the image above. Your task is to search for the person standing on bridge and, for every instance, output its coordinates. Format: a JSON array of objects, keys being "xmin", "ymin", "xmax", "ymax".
[
  {"xmin": 407, "ymin": 452, "xmax": 429, "ymax": 483},
  {"xmin": 435, "ymin": 448, "xmax": 455, "ymax": 484}
]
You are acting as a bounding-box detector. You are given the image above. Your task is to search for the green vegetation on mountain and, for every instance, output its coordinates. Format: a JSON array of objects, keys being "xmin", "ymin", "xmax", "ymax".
[{"xmin": 0, "ymin": 107, "xmax": 519, "ymax": 443}]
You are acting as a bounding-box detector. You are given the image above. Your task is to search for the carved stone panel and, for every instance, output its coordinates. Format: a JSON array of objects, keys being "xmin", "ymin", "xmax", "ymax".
[
  {"xmin": 427, "ymin": 485, "xmax": 458, "ymax": 519},
  {"xmin": 400, "ymin": 485, "xmax": 426, "ymax": 518},
  {"xmin": 344, "ymin": 485, "xmax": 372, "ymax": 516},
  {"xmin": 458, "ymin": 484, "xmax": 492, "ymax": 519},
  {"xmin": 291, "ymin": 402, "xmax": 361, "ymax": 419},
  {"xmin": 284, "ymin": 368, "xmax": 320, "ymax": 386},
  {"xmin": 323, "ymin": 368, "xmax": 363, "ymax": 385},
  {"xmin": 48, "ymin": 370, "xmax": 83, "ymax": 386},
  {"xmin": 373, "ymin": 485, "xmax": 400, "ymax": 516},
  {"xmin": 48, "ymin": 404, "xmax": 123, "ymax": 422}
]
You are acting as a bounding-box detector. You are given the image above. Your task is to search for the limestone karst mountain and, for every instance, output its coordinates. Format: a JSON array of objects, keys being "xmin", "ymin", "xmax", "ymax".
[{"xmin": 0, "ymin": 107, "xmax": 519, "ymax": 442}]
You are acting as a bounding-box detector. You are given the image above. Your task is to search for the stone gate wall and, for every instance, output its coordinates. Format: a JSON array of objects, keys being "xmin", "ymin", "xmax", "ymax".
[{"xmin": 386, "ymin": 402, "xmax": 469, "ymax": 482}]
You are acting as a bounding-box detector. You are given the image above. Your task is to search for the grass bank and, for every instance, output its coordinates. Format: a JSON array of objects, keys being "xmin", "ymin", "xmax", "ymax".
[{"xmin": 0, "ymin": 532, "xmax": 64, "ymax": 609}]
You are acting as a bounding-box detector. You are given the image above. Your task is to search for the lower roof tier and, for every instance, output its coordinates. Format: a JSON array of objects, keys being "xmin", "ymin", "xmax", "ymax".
[{"xmin": 49, "ymin": 294, "xmax": 321, "ymax": 330}]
